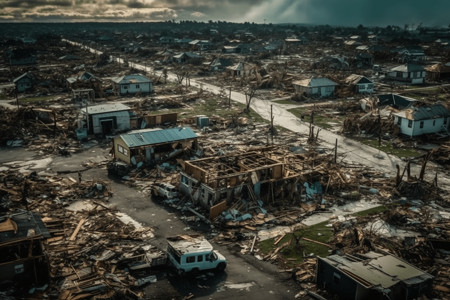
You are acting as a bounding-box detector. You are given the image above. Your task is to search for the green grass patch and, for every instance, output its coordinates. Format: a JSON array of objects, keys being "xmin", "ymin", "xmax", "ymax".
[
  {"xmin": 359, "ymin": 138, "xmax": 422, "ymax": 158},
  {"xmin": 258, "ymin": 221, "xmax": 333, "ymax": 265},
  {"xmin": 288, "ymin": 107, "xmax": 342, "ymax": 129},
  {"xmin": 19, "ymin": 96, "xmax": 55, "ymax": 103}
]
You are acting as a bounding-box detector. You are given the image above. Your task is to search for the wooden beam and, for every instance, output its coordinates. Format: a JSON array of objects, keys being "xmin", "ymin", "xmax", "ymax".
[{"xmin": 69, "ymin": 218, "xmax": 87, "ymax": 241}]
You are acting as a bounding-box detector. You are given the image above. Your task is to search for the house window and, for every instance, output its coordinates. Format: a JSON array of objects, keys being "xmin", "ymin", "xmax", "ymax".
[
  {"xmin": 433, "ymin": 120, "xmax": 436, "ymax": 126},
  {"xmin": 118, "ymin": 145, "xmax": 128, "ymax": 156},
  {"xmin": 123, "ymin": 85, "xmax": 128, "ymax": 90},
  {"xmin": 408, "ymin": 120, "xmax": 413, "ymax": 128},
  {"xmin": 397, "ymin": 118, "xmax": 402, "ymax": 125},
  {"xmin": 198, "ymin": 255, "xmax": 203, "ymax": 262},
  {"xmin": 444, "ymin": 118, "xmax": 448, "ymax": 125},
  {"xmin": 136, "ymin": 84, "xmax": 140, "ymax": 89},
  {"xmin": 367, "ymin": 84, "xmax": 374, "ymax": 89},
  {"xmin": 186, "ymin": 256, "xmax": 195, "ymax": 263},
  {"xmin": 420, "ymin": 121, "xmax": 424, "ymax": 128}
]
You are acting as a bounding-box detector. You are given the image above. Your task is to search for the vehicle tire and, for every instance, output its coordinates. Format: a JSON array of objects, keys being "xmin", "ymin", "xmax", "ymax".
[
  {"xmin": 191, "ymin": 268, "xmax": 199, "ymax": 275},
  {"xmin": 216, "ymin": 262, "xmax": 226, "ymax": 272}
]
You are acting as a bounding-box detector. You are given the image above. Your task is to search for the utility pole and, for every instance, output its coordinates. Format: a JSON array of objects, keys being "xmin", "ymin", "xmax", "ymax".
[{"xmin": 334, "ymin": 138, "xmax": 338, "ymax": 164}]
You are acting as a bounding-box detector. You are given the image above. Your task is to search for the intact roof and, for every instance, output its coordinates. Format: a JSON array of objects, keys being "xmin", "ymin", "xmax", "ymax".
[
  {"xmin": 82, "ymin": 103, "xmax": 131, "ymax": 115},
  {"xmin": 393, "ymin": 104, "xmax": 450, "ymax": 120},
  {"xmin": 13, "ymin": 72, "xmax": 34, "ymax": 83},
  {"xmin": 112, "ymin": 74, "xmax": 151, "ymax": 84},
  {"xmin": 377, "ymin": 93, "xmax": 417, "ymax": 109},
  {"xmin": 320, "ymin": 252, "xmax": 433, "ymax": 289},
  {"xmin": 167, "ymin": 235, "xmax": 213, "ymax": 255},
  {"xmin": 0, "ymin": 212, "xmax": 51, "ymax": 243},
  {"xmin": 345, "ymin": 74, "xmax": 373, "ymax": 85},
  {"xmin": 390, "ymin": 64, "xmax": 425, "ymax": 72},
  {"xmin": 119, "ymin": 127, "xmax": 197, "ymax": 148},
  {"xmin": 293, "ymin": 77, "xmax": 338, "ymax": 87}
]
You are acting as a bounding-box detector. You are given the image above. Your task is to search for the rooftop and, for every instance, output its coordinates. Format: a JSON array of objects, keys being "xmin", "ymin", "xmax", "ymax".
[
  {"xmin": 293, "ymin": 77, "xmax": 338, "ymax": 87},
  {"xmin": 167, "ymin": 235, "xmax": 213, "ymax": 255},
  {"xmin": 0, "ymin": 211, "xmax": 51, "ymax": 243},
  {"xmin": 82, "ymin": 103, "xmax": 131, "ymax": 115},
  {"xmin": 119, "ymin": 127, "xmax": 197, "ymax": 148}
]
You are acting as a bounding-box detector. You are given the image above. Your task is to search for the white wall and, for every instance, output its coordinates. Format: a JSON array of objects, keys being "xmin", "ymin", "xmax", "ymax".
[
  {"xmin": 397, "ymin": 117, "xmax": 446, "ymax": 137},
  {"xmin": 91, "ymin": 111, "xmax": 130, "ymax": 134},
  {"xmin": 119, "ymin": 82, "xmax": 152, "ymax": 95}
]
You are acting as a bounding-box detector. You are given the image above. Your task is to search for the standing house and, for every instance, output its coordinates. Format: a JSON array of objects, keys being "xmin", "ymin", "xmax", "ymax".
[
  {"xmin": 81, "ymin": 103, "xmax": 131, "ymax": 135},
  {"xmin": 210, "ymin": 58, "xmax": 233, "ymax": 71},
  {"xmin": 13, "ymin": 72, "xmax": 35, "ymax": 93},
  {"xmin": 386, "ymin": 64, "xmax": 426, "ymax": 84},
  {"xmin": 173, "ymin": 52, "xmax": 203, "ymax": 64},
  {"xmin": 317, "ymin": 252, "xmax": 433, "ymax": 300},
  {"xmin": 344, "ymin": 74, "xmax": 374, "ymax": 94},
  {"xmin": 112, "ymin": 74, "xmax": 152, "ymax": 96},
  {"xmin": 0, "ymin": 212, "xmax": 51, "ymax": 286},
  {"xmin": 392, "ymin": 103, "xmax": 450, "ymax": 137},
  {"xmin": 113, "ymin": 127, "xmax": 198, "ymax": 166},
  {"xmin": 293, "ymin": 78, "xmax": 338, "ymax": 98}
]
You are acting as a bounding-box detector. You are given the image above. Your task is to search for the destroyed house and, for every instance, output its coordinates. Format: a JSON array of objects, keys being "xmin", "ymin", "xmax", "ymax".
[
  {"xmin": 317, "ymin": 252, "xmax": 433, "ymax": 300},
  {"xmin": 392, "ymin": 103, "xmax": 450, "ymax": 137},
  {"xmin": 377, "ymin": 93, "xmax": 417, "ymax": 110},
  {"xmin": 386, "ymin": 64, "xmax": 426, "ymax": 84},
  {"xmin": 80, "ymin": 103, "xmax": 132, "ymax": 135},
  {"xmin": 180, "ymin": 149, "xmax": 323, "ymax": 208},
  {"xmin": 293, "ymin": 78, "xmax": 338, "ymax": 98},
  {"xmin": 113, "ymin": 127, "xmax": 198, "ymax": 166},
  {"xmin": 112, "ymin": 74, "xmax": 152, "ymax": 95},
  {"xmin": 13, "ymin": 72, "xmax": 35, "ymax": 93},
  {"xmin": 0, "ymin": 212, "xmax": 51, "ymax": 286}
]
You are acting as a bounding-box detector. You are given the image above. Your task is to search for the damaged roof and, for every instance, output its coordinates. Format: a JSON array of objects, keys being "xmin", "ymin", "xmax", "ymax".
[
  {"xmin": 120, "ymin": 127, "xmax": 197, "ymax": 148},
  {"xmin": 390, "ymin": 64, "xmax": 425, "ymax": 73},
  {"xmin": 293, "ymin": 77, "xmax": 338, "ymax": 87},
  {"xmin": 377, "ymin": 93, "xmax": 417, "ymax": 110},
  {"xmin": 345, "ymin": 74, "xmax": 373, "ymax": 85},
  {"xmin": 82, "ymin": 103, "xmax": 131, "ymax": 115},
  {"xmin": 320, "ymin": 252, "xmax": 433, "ymax": 289},
  {"xmin": 393, "ymin": 104, "xmax": 450, "ymax": 120}
]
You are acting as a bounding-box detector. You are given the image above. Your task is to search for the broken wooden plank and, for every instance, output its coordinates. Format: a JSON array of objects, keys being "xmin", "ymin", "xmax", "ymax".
[
  {"xmin": 301, "ymin": 237, "xmax": 331, "ymax": 248},
  {"xmin": 69, "ymin": 217, "xmax": 87, "ymax": 241}
]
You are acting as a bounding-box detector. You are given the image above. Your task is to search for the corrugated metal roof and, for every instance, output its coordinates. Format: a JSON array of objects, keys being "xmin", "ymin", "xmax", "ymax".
[
  {"xmin": 390, "ymin": 64, "xmax": 425, "ymax": 72},
  {"xmin": 82, "ymin": 103, "xmax": 130, "ymax": 115},
  {"xmin": 345, "ymin": 74, "xmax": 373, "ymax": 85},
  {"xmin": 112, "ymin": 74, "xmax": 151, "ymax": 84},
  {"xmin": 293, "ymin": 77, "xmax": 338, "ymax": 87},
  {"xmin": 322, "ymin": 252, "xmax": 432, "ymax": 289},
  {"xmin": 393, "ymin": 104, "xmax": 450, "ymax": 120},
  {"xmin": 120, "ymin": 127, "xmax": 197, "ymax": 148}
]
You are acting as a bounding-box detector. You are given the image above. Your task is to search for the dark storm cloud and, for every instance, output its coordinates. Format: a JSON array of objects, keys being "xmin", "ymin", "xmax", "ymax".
[{"xmin": 0, "ymin": 0, "xmax": 449, "ymax": 25}]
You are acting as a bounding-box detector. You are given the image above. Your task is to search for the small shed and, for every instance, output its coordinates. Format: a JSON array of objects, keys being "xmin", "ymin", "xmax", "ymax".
[
  {"xmin": 344, "ymin": 74, "xmax": 374, "ymax": 94},
  {"xmin": 113, "ymin": 127, "xmax": 198, "ymax": 165},
  {"xmin": 317, "ymin": 252, "xmax": 433, "ymax": 300},
  {"xmin": 80, "ymin": 103, "xmax": 131, "ymax": 135},
  {"xmin": 13, "ymin": 72, "xmax": 35, "ymax": 92},
  {"xmin": 112, "ymin": 74, "xmax": 152, "ymax": 95}
]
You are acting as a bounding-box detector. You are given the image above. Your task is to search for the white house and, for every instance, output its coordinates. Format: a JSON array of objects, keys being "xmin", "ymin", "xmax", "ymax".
[
  {"xmin": 344, "ymin": 74, "xmax": 374, "ymax": 94},
  {"xmin": 80, "ymin": 103, "xmax": 132, "ymax": 135},
  {"xmin": 293, "ymin": 78, "xmax": 338, "ymax": 98},
  {"xmin": 386, "ymin": 64, "xmax": 426, "ymax": 84},
  {"xmin": 392, "ymin": 104, "xmax": 450, "ymax": 137},
  {"xmin": 112, "ymin": 74, "xmax": 152, "ymax": 95}
]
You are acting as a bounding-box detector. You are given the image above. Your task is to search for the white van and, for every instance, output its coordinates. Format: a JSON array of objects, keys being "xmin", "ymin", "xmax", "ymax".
[{"xmin": 167, "ymin": 235, "xmax": 227, "ymax": 275}]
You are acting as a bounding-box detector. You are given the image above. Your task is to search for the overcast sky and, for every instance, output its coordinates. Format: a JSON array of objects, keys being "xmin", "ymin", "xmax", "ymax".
[{"xmin": 1, "ymin": 0, "xmax": 449, "ymax": 26}]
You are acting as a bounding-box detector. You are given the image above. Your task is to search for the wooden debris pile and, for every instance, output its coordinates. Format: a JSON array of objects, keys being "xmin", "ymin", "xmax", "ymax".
[
  {"xmin": 341, "ymin": 113, "xmax": 398, "ymax": 135},
  {"xmin": 0, "ymin": 170, "xmax": 159, "ymax": 299}
]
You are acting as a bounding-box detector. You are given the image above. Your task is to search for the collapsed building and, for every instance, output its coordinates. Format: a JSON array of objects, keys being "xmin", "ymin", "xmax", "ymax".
[
  {"xmin": 0, "ymin": 211, "xmax": 51, "ymax": 286},
  {"xmin": 179, "ymin": 148, "xmax": 327, "ymax": 214}
]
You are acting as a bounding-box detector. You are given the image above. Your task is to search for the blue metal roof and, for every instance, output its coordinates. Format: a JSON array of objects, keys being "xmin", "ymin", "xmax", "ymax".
[{"xmin": 120, "ymin": 127, "xmax": 197, "ymax": 148}]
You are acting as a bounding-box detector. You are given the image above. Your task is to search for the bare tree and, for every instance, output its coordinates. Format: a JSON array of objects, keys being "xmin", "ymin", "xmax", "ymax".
[{"xmin": 244, "ymin": 85, "xmax": 256, "ymax": 113}]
